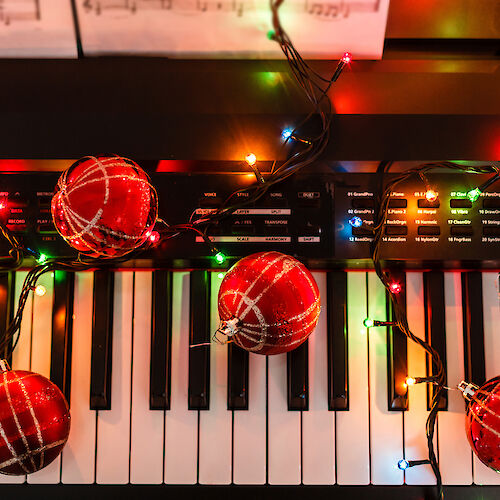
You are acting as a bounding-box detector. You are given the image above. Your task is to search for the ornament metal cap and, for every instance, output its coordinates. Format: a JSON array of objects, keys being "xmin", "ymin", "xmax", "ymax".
[
  {"xmin": 0, "ymin": 360, "xmax": 10, "ymax": 372},
  {"xmin": 214, "ymin": 317, "xmax": 241, "ymax": 344},
  {"xmin": 458, "ymin": 380, "xmax": 478, "ymax": 400}
]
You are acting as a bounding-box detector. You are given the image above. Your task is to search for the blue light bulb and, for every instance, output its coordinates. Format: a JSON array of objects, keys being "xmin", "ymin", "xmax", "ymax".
[
  {"xmin": 349, "ymin": 216, "xmax": 363, "ymax": 228},
  {"xmin": 397, "ymin": 459, "xmax": 410, "ymax": 470},
  {"xmin": 281, "ymin": 128, "xmax": 293, "ymax": 140}
]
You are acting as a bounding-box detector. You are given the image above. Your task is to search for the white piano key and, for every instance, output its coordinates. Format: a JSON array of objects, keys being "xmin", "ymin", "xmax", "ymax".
[
  {"xmin": 11, "ymin": 271, "xmax": 31, "ymax": 371},
  {"xmin": 472, "ymin": 272, "xmax": 500, "ymax": 485},
  {"xmin": 438, "ymin": 272, "xmax": 472, "ymax": 485},
  {"xmin": 96, "ymin": 272, "xmax": 133, "ymax": 484},
  {"xmin": 302, "ymin": 272, "xmax": 335, "ymax": 485},
  {"xmin": 367, "ymin": 272, "xmax": 404, "ymax": 485},
  {"xmin": 61, "ymin": 272, "xmax": 96, "ymax": 484},
  {"xmin": 404, "ymin": 272, "xmax": 435, "ymax": 485},
  {"xmin": 336, "ymin": 272, "xmax": 370, "ymax": 485},
  {"xmin": 233, "ymin": 352, "xmax": 266, "ymax": 485},
  {"xmin": 130, "ymin": 271, "xmax": 164, "ymax": 484},
  {"xmin": 199, "ymin": 273, "xmax": 231, "ymax": 484},
  {"xmin": 28, "ymin": 272, "xmax": 61, "ymax": 484},
  {"xmin": 0, "ymin": 271, "xmax": 29, "ymax": 485},
  {"xmin": 268, "ymin": 353, "xmax": 301, "ymax": 485},
  {"xmin": 164, "ymin": 272, "xmax": 198, "ymax": 484}
]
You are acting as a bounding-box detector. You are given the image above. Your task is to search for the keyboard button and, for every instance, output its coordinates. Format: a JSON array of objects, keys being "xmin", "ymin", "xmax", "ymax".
[
  {"xmin": 351, "ymin": 198, "xmax": 374, "ymax": 209},
  {"xmin": 50, "ymin": 271, "xmax": 74, "ymax": 403},
  {"xmin": 327, "ymin": 271, "xmax": 348, "ymax": 410},
  {"xmin": 450, "ymin": 199, "xmax": 472, "ymax": 208},
  {"xmin": 417, "ymin": 199, "xmax": 440, "ymax": 208},
  {"xmin": 188, "ymin": 271, "xmax": 211, "ymax": 410},
  {"xmin": 385, "ymin": 226, "xmax": 408, "ymax": 236},
  {"xmin": 164, "ymin": 272, "xmax": 198, "ymax": 484},
  {"xmin": 405, "ymin": 272, "xmax": 436, "ymax": 485},
  {"xmin": 130, "ymin": 271, "xmax": 163, "ymax": 484},
  {"xmin": 473, "ymin": 273, "xmax": 500, "ymax": 485},
  {"xmin": 336, "ymin": 272, "xmax": 370, "ymax": 485},
  {"xmin": 268, "ymin": 353, "xmax": 301, "ymax": 484},
  {"xmin": 483, "ymin": 198, "xmax": 500, "ymax": 208},
  {"xmin": 150, "ymin": 270, "xmax": 173, "ymax": 410},
  {"xmin": 302, "ymin": 273, "xmax": 335, "ymax": 484},
  {"xmin": 450, "ymin": 226, "xmax": 473, "ymax": 237},
  {"xmin": 368, "ymin": 272, "xmax": 403, "ymax": 485},
  {"xmin": 62, "ymin": 272, "xmax": 96, "ymax": 484},
  {"xmin": 287, "ymin": 340, "xmax": 308, "ymax": 410},
  {"xmin": 438, "ymin": 272, "xmax": 472, "ymax": 485},
  {"xmin": 233, "ymin": 351, "xmax": 266, "ymax": 484},
  {"xmin": 28, "ymin": 273, "xmax": 61, "ymax": 484},
  {"xmin": 198, "ymin": 196, "xmax": 222, "ymax": 208},
  {"xmin": 388, "ymin": 199, "xmax": 407, "ymax": 208},
  {"xmin": 461, "ymin": 272, "xmax": 485, "ymax": 386},
  {"xmin": 96, "ymin": 272, "xmax": 133, "ymax": 484},
  {"xmin": 199, "ymin": 276, "xmax": 231, "ymax": 484},
  {"xmin": 387, "ymin": 271, "xmax": 408, "ymax": 411},
  {"xmin": 228, "ymin": 342, "xmax": 248, "ymax": 410},
  {"xmin": 352, "ymin": 227, "xmax": 373, "ymax": 237},
  {"xmin": 417, "ymin": 226, "xmax": 440, "ymax": 236},
  {"xmin": 90, "ymin": 271, "xmax": 114, "ymax": 410},
  {"xmin": 483, "ymin": 226, "xmax": 500, "ymax": 236},
  {"xmin": 423, "ymin": 272, "xmax": 447, "ymax": 410}
]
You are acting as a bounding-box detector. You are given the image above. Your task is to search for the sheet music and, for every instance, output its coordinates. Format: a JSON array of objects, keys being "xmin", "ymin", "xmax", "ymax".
[
  {"xmin": 0, "ymin": 0, "xmax": 77, "ymax": 57},
  {"xmin": 77, "ymin": 0, "xmax": 390, "ymax": 59}
]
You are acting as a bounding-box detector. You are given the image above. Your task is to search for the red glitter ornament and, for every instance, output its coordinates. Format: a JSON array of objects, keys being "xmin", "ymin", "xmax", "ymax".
[
  {"xmin": 462, "ymin": 376, "xmax": 500, "ymax": 473},
  {"xmin": 51, "ymin": 156, "xmax": 158, "ymax": 258},
  {"xmin": 217, "ymin": 251, "xmax": 320, "ymax": 355},
  {"xmin": 0, "ymin": 361, "xmax": 70, "ymax": 476}
]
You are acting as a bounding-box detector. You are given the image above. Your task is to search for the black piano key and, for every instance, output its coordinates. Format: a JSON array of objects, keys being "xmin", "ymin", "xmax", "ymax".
[
  {"xmin": 461, "ymin": 272, "xmax": 486, "ymax": 386},
  {"xmin": 287, "ymin": 340, "xmax": 309, "ymax": 411},
  {"xmin": 386, "ymin": 272, "xmax": 408, "ymax": 411},
  {"xmin": 188, "ymin": 270, "xmax": 211, "ymax": 410},
  {"xmin": 327, "ymin": 271, "xmax": 349, "ymax": 411},
  {"xmin": 50, "ymin": 270, "xmax": 75, "ymax": 404},
  {"xmin": 227, "ymin": 343, "xmax": 248, "ymax": 410},
  {"xmin": 423, "ymin": 271, "xmax": 448, "ymax": 410},
  {"xmin": 150, "ymin": 270, "xmax": 173, "ymax": 410},
  {"xmin": 90, "ymin": 270, "xmax": 114, "ymax": 410},
  {"xmin": 0, "ymin": 272, "xmax": 15, "ymax": 363}
]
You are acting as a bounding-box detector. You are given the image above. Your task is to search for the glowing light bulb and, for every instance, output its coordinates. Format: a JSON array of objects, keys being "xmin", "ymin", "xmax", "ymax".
[
  {"xmin": 425, "ymin": 190, "xmax": 438, "ymax": 203},
  {"xmin": 217, "ymin": 272, "xmax": 224, "ymax": 279},
  {"xmin": 0, "ymin": 199, "xmax": 6, "ymax": 211},
  {"xmin": 281, "ymin": 128, "xmax": 293, "ymax": 140},
  {"xmin": 389, "ymin": 282, "xmax": 402, "ymax": 294},
  {"xmin": 34, "ymin": 285, "xmax": 46, "ymax": 297},
  {"xmin": 215, "ymin": 251, "xmax": 226, "ymax": 265},
  {"xmin": 467, "ymin": 187, "xmax": 481, "ymax": 203},
  {"xmin": 349, "ymin": 216, "xmax": 363, "ymax": 228},
  {"xmin": 398, "ymin": 459, "xmax": 410, "ymax": 471},
  {"xmin": 245, "ymin": 153, "xmax": 257, "ymax": 166},
  {"xmin": 149, "ymin": 231, "xmax": 160, "ymax": 244},
  {"xmin": 37, "ymin": 253, "xmax": 48, "ymax": 264},
  {"xmin": 363, "ymin": 318, "xmax": 374, "ymax": 328},
  {"xmin": 342, "ymin": 52, "xmax": 352, "ymax": 64},
  {"xmin": 405, "ymin": 377, "xmax": 416, "ymax": 386}
]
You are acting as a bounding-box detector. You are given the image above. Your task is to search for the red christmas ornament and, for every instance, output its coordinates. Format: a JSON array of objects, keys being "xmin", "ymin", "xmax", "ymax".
[
  {"xmin": 217, "ymin": 251, "xmax": 320, "ymax": 355},
  {"xmin": 51, "ymin": 156, "xmax": 158, "ymax": 258},
  {"xmin": 462, "ymin": 376, "xmax": 500, "ymax": 473},
  {"xmin": 0, "ymin": 361, "xmax": 70, "ymax": 475}
]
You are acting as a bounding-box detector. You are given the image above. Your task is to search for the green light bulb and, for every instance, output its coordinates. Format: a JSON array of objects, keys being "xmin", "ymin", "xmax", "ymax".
[
  {"xmin": 467, "ymin": 187, "xmax": 481, "ymax": 203},
  {"xmin": 267, "ymin": 30, "xmax": 275, "ymax": 40},
  {"xmin": 215, "ymin": 251, "xmax": 226, "ymax": 265},
  {"xmin": 363, "ymin": 318, "xmax": 374, "ymax": 328},
  {"xmin": 217, "ymin": 272, "xmax": 224, "ymax": 279},
  {"xmin": 37, "ymin": 253, "xmax": 48, "ymax": 264}
]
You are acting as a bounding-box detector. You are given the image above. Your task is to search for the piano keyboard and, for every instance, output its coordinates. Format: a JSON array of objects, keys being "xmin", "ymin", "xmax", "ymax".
[{"xmin": 0, "ymin": 269, "xmax": 498, "ymax": 486}]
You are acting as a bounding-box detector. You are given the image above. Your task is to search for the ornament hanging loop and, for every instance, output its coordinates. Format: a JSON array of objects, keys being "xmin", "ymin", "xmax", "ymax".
[
  {"xmin": 0, "ymin": 359, "xmax": 9, "ymax": 372},
  {"xmin": 213, "ymin": 317, "xmax": 241, "ymax": 345}
]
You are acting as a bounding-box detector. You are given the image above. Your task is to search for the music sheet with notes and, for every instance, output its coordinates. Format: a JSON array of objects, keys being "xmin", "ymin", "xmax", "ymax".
[
  {"xmin": 77, "ymin": 0, "xmax": 390, "ymax": 59},
  {"xmin": 0, "ymin": 0, "xmax": 77, "ymax": 57}
]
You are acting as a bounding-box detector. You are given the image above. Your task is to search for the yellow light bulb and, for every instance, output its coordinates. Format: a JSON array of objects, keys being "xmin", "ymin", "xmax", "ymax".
[
  {"xmin": 405, "ymin": 377, "xmax": 416, "ymax": 387},
  {"xmin": 245, "ymin": 153, "xmax": 257, "ymax": 166},
  {"xmin": 34, "ymin": 285, "xmax": 46, "ymax": 297}
]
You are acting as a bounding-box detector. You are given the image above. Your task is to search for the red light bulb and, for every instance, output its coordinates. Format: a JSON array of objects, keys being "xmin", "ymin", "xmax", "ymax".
[
  {"xmin": 342, "ymin": 52, "xmax": 352, "ymax": 64},
  {"xmin": 389, "ymin": 282, "xmax": 402, "ymax": 294},
  {"xmin": 425, "ymin": 190, "xmax": 438, "ymax": 203},
  {"xmin": 149, "ymin": 231, "xmax": 160, "ymax": 244}
]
